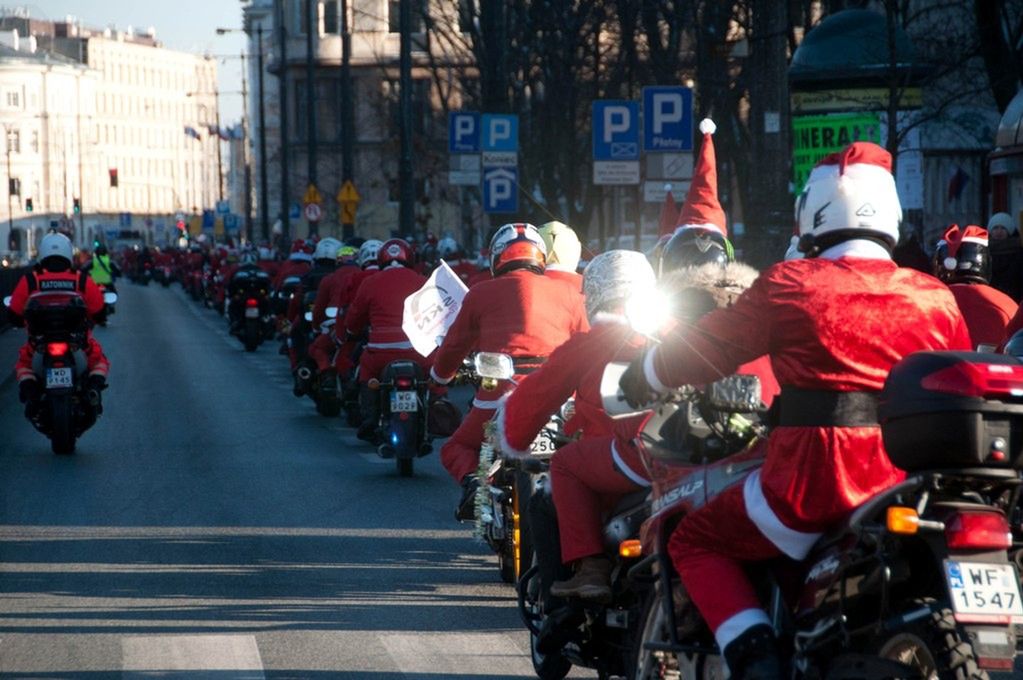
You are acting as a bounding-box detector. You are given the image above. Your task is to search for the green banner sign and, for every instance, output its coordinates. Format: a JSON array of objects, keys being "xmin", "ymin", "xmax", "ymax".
[{"xmin": 792, "ymin": 113, "xmax": 882, "ymax": 193}]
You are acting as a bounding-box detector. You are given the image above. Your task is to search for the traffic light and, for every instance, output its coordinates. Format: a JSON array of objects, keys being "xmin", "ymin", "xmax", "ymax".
[
  {"xmin": 176, "ymin": 219, "xmax": 186, "ymax": 232},
  {"xmin": 24, "ymin": 197, "xmax": 32, "ymax": 212},
  {"xmin": 73, "ymin": 197, "xmax": 81, "ymax": 214},
  {"xmin": 109, "ymin": 168, "xmax": 118, "ymax": 188}
]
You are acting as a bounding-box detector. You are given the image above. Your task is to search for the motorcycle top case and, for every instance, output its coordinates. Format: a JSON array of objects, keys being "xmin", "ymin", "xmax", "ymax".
[
  {"xmin": 879, "ymin": 351, "xmax": 1023, "ymax": 471},
  {"xmin": 24, "ymin": 295, "xmax": 88, "ymax": 335}
]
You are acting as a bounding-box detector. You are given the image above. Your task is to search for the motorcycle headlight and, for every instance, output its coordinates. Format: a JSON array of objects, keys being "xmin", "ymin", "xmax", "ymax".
[{"xmin": 625, "ymin": 287, "xmax": 670, "ymax": 337}]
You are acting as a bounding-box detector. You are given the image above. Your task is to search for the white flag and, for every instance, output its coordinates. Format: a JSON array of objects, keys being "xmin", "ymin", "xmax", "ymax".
[{"xmin": 403, "ymin": 260, "xmax": 470, "ymax": 357}]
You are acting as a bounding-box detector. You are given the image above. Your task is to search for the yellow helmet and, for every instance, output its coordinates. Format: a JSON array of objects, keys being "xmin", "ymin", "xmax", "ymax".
[{"xmin": 538, "ymin": 221, "xmax": 581, "ymax": 272}]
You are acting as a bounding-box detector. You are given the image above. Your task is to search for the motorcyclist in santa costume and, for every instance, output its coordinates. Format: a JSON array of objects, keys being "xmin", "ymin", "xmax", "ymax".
[
  {"xmin": 272, "ymin": 239, "xmax": 313, "ymax": 290},
  {"xmin": 619, "ymin": 141, "xmax": 971, "ymax": 679},
  {"xmin": 932, "ymin": 225, "xmax": 1018, "ymax": 349},
  {"xmin": 429, "ymin": 223, "xmax": 589, "ymax": 520},
  {"xmin": 344, "ymin": 238, "xmax": 433, "ymax": 442}
]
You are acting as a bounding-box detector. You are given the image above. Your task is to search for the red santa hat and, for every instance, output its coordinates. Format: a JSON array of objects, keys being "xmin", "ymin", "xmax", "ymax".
[
  {"xmin": 675, "ymin": 118, "xmax": 726, "ymax": 238},
  {"xmin": 657, "ymin": 188, "xmax": 679, "ymax": 238},
  {"xmin": 939, "ymin": 224, "xmax": 988, "ymax": 271}
]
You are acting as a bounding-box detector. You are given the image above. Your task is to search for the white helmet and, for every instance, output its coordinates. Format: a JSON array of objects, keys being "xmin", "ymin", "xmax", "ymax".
[
  {"xmin": 39, "ymin": 232, "xmax": 73, "ymax": 267},
  {"xmin": 438, "ymin": 236, "xmax": 460, "ymax": 259},
  {"xmin": 582, "ymin": 249, "xmax": 656, "ymax": 321},
  {"xmin": 538, "ymin": 221, "xmax": 581, "ymax": 272},
  {"xmin": 795, "ymin": 142, "xmax": 901, "ymax": 255},
  {"xmin": 489, "ymin": 223, "xmax": 547, "ymax": 276},
  {"xmin": 358, "ymin": 239, "xmax": 383, "ymax": 268},
  {"xmin": 313, "ymin": 237, "xmax": 342, "ymax": 261}
]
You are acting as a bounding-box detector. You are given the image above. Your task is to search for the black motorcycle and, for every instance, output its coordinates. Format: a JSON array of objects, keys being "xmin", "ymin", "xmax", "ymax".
[
  {"xmin": 227, "ymin": 268, "xmax": 272, "ymax": 352},
  {"xmin": 368, "ymin": 359, "xmax": 432, "ymax": 476},
  {"xmin": 628, "ymin": 351, "xmax": 1023, "ymax": 679},
  {"xmin": 4, "ymin": 292, "xmax": 114, "ymax": 454}
]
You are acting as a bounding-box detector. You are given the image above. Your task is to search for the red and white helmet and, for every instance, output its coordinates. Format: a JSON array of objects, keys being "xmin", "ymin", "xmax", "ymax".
[
  {"xmin": 489, "ymin": 223, "xmax": 547, "ymax": 276},
  {"xmin": 378, "ymin": 238, "xmax": 413, "ymax": 268},
  {"xmin": 795, "ymin": 142, "xmax": 901, "ymax": 255}
]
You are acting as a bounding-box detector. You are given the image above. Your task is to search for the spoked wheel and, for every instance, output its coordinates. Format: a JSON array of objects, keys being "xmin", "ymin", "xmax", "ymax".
[
  {"xmin": 49, "ymin": 394, "xmax": 76, "ymax": 455},
  {"xmin": 522, "ymin": 557, "xmax": 573, "ymax": 680},
  {"xmin": 874, "ymin": 600, "xmax": 988, "ymax": 680},
  {"xmin": 633, "ymin": 586, "xmax": 720, "ymax": 680}
]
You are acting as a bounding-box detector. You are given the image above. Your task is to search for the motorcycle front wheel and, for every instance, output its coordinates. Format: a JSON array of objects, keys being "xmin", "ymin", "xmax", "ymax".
[
  {"xmin": 873, "ymin": 599, "xmax": 988, "ymax": 680},
  {"xmin": 49, "ymin": 393, "xmax": 76, "ymax": 455}
]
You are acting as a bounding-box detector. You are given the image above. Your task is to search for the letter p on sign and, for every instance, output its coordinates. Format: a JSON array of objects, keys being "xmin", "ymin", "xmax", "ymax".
[
  {"xmin": 652, "ymin": 93, "xmax": 682, "ymax": 134},
  {"xmin": 603, "ymin": 105, "xmax": 631, "ymax": 143}
]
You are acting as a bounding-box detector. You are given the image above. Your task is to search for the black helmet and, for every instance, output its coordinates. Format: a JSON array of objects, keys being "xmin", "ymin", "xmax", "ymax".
[
  {"xmin": 933, "ymin": 225, "xmax": 990, "ymax": 284},
  {"xmin": 659, "ymin": 227, "xmax": 733, "ymax": 277},
  {"xmin": 1004, "ymin": 329, "xmax": 1023, "ymax": 359}
]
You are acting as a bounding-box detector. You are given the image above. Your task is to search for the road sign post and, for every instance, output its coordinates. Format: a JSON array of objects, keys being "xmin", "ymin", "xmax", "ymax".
[
  {"xmin": 483, "ymin": 167, "xmax": 518, "ymax": 213},
  {"xmin": 302, "ymin": 183, "xmax": 323, "ymax": 234},
  {"xmin": 480, "ymin": 114, "xmax": 519, "ymax": 216},
  {"xmin": 642, "ymin": 86, "xmax": 694, "ymax": 152}
]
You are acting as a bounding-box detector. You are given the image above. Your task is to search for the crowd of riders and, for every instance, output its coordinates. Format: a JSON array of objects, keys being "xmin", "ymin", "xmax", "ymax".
[{"xmin": 11, "ymin": 113, "xmax": 1023, "ymax": 677}]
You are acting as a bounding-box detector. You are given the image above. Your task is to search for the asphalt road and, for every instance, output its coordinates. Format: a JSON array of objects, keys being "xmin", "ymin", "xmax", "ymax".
[{"xmin": 0, "ymin": 283, "xmax": 592, "ymax": 679}]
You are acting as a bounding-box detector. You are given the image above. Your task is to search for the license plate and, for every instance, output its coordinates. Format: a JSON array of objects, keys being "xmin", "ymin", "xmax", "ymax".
[
  {"xmin": 945, "ymin": 561, "xmax": 1023, "ymax": 621},
  {"xmin": 244, "ymin": 307, "xmax": 260, "ymax": 318},
  {"xmin": 529, "ymin": 429, "xmax": 557, "ymax": 456},
  {"xmin": 45, "ymin": 367, "xmax": 73, "ymax": 389},
  {"xmin": 390, "ymin": 390, "xmax": 418, "ymax": 412}
]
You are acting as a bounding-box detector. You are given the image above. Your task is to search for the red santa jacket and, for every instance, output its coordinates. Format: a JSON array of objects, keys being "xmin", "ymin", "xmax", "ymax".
[
  {"xmin": 312, "ymin": 264, "xmax": 359, "ymax": 327},
  {"xmin": 544, "ymin": 267, "xmax": 585, "ymax": 306},
  {"xmin": 8, "ymin": 269, "xmax": 105, "ymax": 318},
  {"xmin": 467, "ymin": 269, "xmax": 493, "ymax": 288},
  {"xmin": 345, "ymin": 265, "xmax": 426, "ymax": 348},
  {"xmin": 430, "ymin": 269, "xmax": 589, "ymax": 405},
  {"xmin": 332, "ymin": 267, "xmax": 378, "ymax": 309},
  {"xmin": 948, "ymin": 282, "xmax": 1017, "ymax": 350},
  {"xmin": 272, "ymin": 258, "xmax": 311, "ymax": 290},
  {"xmin": 644, "ymin": 253, "xmax": 970, "ymax": 557}
]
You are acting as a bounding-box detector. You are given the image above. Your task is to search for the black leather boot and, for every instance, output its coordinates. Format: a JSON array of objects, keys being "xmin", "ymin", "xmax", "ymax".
[{"xmin": 722, "ymin": 624, "xmax": 783, "ymax": 680}]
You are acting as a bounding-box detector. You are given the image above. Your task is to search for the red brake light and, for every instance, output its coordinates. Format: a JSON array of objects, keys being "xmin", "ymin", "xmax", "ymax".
[
  {"xmin": 945, "ymin": 510, "xmax": 1012, "ymax": 550},
  {"xmin": 245, "ymin": 298, "xmax": 259, "ymax": 308},
  {"xmin": 921, "ymin": 362, "xmax": 1023, "ymax": 399},
  {"xmin": 46, "ymin": 342, "xmax": 68, "ymax": 356},
  {"xmin": 395, "ymin": 377, "xmax": 413, "ymax": 389}
]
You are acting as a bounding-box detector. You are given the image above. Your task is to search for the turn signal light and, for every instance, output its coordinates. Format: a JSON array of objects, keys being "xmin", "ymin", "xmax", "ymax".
[
  {"xmin": 886, "ymin": 506, "xmax": 920, "ymax": 535},
  {"xmin": 46, "ymin": 342, "xmax": 69, "ymax": 356},
  {"xmin": 367, "ymin": 378, "xmax": 381, "ymax": 390},
  {"xmin": 619, "ymin": 539, "xmax": 643, "ymax": 558},
  {"xmin": 945, "ymin": 511, "xmax": 1012, "ymax": 550}
]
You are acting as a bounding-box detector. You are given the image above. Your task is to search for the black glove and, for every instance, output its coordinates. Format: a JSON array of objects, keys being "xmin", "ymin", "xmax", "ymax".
[
  {"xmin": 87, "ymin": 374, "xmax": 107, "ymax": 393},
  {"xmin": 619, "ymin": 354, "xmax": 659, "ymax": 409},
  {"xmin": 18, "ymin": 379, "xmax": 40, "ymax": 404}
]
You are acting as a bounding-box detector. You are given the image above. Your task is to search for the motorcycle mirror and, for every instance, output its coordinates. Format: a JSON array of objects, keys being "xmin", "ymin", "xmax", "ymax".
[
  {"xmin": 474, "ymin": 352, "xmax": 514, "ymax": 380},
  {"xmin": 326, "ymin": 306, "xmax": 338, "ymax": 319},
  {"xmin": 2, "ymin": 295, "xmax": 10, "ymax": 308},
  {"xmin": 103, "ymin": 292, "xmax": 118, "ymax": 305},
  {"xmin": 304, "ymin": 311, "xmax": 313, "ymax": 322},
  {"xmin": 601, "ymin": 362, "xmax": 653, "ymax": 418}
]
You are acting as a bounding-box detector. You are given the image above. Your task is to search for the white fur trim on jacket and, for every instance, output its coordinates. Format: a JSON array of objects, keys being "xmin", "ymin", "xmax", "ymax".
[
  {"xmin": 643, "ymin": 348, "xmax": 670, "ymax": 393},
  {"xmin": 611, "ymin": 440, "xmax": 651, "ymax": 487},
  {"xmin": 743, "ymin": 470, "xmax": 822, "ymax": 560},
  {"xmin": 494, "ymin": 404, "xmax": 530, "ymax": 458},
  {"xmin": 430, "ymin": 365, "xmax": 454, "ymax": 385}
]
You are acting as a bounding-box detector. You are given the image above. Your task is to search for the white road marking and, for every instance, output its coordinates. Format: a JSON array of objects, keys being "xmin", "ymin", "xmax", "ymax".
[
  {"xmin": 380, "ymin": 631, "xmax": 535, "ymax": 677},
  {"xmin": 121, "ymin": 634, "xmax": 265, "ymax": 677}
]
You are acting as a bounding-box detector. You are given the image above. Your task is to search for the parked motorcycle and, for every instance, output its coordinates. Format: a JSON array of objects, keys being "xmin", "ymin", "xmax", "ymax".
[
  {"xmin": 3, "ymin": 290, "xmax": 116, "ymax": 454},
  {"xmin": 367, "ymin": 356, "xmax": 432, "ymax": 476},
  {"xmin": 623, "ymin": 351, "xmax": 1023, "ymax": 679}
]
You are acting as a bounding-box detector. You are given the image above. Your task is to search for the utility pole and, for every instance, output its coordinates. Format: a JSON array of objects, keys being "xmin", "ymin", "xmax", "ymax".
[
  {"xmin": 239, "ymin": 49, "xmax": 254, "ymax": 240},
  {"xmin": 277, "ymin": 0, "xmax": 291, "ymax": 241},
  {"xmin": 398, "ymin": 0, "xmax": 414, "ymax": 237},
  {"xmin": 213, "ymin": 88, "xmax": 224, "ymax": 203},
  {"xmin": 339, "ymin": 0, "xmax": 354, "ymax": 239},
  {"xmin": 257, "ymin": 24, "xmax": 270, "ymax": 242},
  {"xmin": 4, "ymin": 126, "xmax": 13, "ymax": 250},
  {"xmin": 305, "ymin": 0, "xmax": 317, "ymax": 187}
]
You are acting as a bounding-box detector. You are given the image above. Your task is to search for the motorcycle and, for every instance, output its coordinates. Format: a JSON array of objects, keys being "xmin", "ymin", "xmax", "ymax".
[
  {"xmin": 301, "ymin": 306, "xmax": 345, "ymax": 417},
  {"xmin": 227, "ymin": 269, "xmax": 272, "ymax": 352},
  {"xmin": 155, "ymin": 264, "xmax": 173, "ymax": 287},
  {"xmin": 367, "ymin": 356, "xmax": 433, "ymax": 476},
  {"xmin": 3, "ymin": 290, "xmax": 116, "ymax": 454},
  {"xmin": 95, "ymin": 284, "xmax": 116, "ymax": 325},
  {"xmin": 467, "ymin": 352, "xmax": 571, "ymax": 584},
  {"xmin": 624, "ymin": 350, "xmax": 1023, "ymax": 679}
]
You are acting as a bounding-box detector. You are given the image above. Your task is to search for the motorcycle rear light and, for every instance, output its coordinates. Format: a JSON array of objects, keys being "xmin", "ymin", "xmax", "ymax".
[
  {"xmin": 245, "ymin": 298, "xmax": 259, "ymax": 308},
  {"xmin": 945, "ymin": 511, "xmax": 1012, "ymax": 550},
  {"xmin": 619, "ymin": 539, "xmax": 642, "ymax": 558},
  {"xmin": 977, "ymin": 657, "xmax": 1014, "ymax": 671},
  {"xmin": 921, "ymin": 362, "xmax": 1023, "ymax": 399},
  {"xmin": 395, "ymin": 377, "xmax": 413, "ymax": 388},
  {"xmin": 46, "ymin": 342, "xmax": 69, "ymax": 356}
]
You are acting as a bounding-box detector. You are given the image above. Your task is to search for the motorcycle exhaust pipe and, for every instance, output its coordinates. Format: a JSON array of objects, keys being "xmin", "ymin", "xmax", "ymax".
[{"xmin": 296, "ymin": 366, "xmax": 313, "ymax": 381}]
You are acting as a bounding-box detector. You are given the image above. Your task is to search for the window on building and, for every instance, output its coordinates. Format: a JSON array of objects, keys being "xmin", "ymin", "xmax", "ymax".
[
  {"xmin": 389, "ymin": 0, "xmax": 426, "ymax": 33},
  {"xmin": 30, "ymin": 130, "xmax": 38, "ymax": 153},
  {"xmin": 4, "ymin": 90, "xmax": 19, "ymax": 108},
  {"xmin": 6, "ymin": 129, "xmax": 20, "ymax": 154},
  {"xmin": 289, "ymin": 0, "xmax": 309, "ymax": 35},
  {"xmin": 386, "ymin": 78, "xmax": 432, "ymax": 139},
  {"xmin": 323, "ymin": 0, "xmax": 340, "ymax": 34},
  {"xmin": 294, "ymin": 78, "xmax": 340, "ymax": 143}
]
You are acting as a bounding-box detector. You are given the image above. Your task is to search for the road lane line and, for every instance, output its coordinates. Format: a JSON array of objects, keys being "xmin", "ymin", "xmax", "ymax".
[
  {"xmin": 380, "ymin": 631, "xmax": 535, "ymax": 677},
  {"xmin": 121, "ymin": 634, "xmax": 265, "ymax": 677}
]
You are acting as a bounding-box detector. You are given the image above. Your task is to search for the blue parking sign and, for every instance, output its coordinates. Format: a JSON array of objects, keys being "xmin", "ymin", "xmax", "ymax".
[
  {"xmin": 592, "ymin": 101, "xmax": 639, "ymax": 161},
  {"xmin": 481, "ymin": 114, "xmax": 518, "ymax": 152},
  {"xmin": 643, "ymin": 86, "xmax": 693, "ymax": 152},
  {"xmin": 448, "ymin": 112, "xmax": 479, "ymax": 153},
  {"xmin": 483, "ymin": 167, "xmax": 518, "ymax": 213}
]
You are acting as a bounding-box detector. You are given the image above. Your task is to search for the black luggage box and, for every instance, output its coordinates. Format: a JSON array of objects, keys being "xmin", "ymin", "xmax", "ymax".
[
  {"xmin": 23, "ymin": 296, "xmax": 87, "ymax": 336},
  {"xmin": 879, "ymin": 351, "xmax": 1023, "ymax": 471}
]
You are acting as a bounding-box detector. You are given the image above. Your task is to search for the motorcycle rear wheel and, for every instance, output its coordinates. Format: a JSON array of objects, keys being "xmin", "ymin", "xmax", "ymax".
[
  {"xmin": 873, "ymin": 599, "xmax": 988, "ymax": 680},
  {"xmin": 49, "ymin": 394, "xmax": 76, "ymax": 455},
  {"xmin": 396, "ymin": 458, "xmax": 413, "ymax": 477}
]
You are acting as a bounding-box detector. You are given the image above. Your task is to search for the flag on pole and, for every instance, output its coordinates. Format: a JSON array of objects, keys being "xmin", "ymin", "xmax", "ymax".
[
  {"xmin": 184, "ymin": 126, "xmax": 201, "ymax": 140},
  {"xmin": 402, "ymin": 261, "xmax": 470, "ymax": 357}
]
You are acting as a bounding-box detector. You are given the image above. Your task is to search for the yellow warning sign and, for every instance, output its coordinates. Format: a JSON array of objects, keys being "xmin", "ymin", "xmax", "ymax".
[
  {"xmin": 302, "ymin": 183, "xmax": 323, "ymax": 206},
  {"xmin": 337, "ymin": 180, "xmax": 360, "ymax": 225}
]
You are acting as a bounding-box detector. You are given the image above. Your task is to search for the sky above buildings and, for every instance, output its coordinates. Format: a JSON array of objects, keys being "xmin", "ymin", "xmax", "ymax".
[{"xmin": 30, "ymin": 1, "xmax": 247, "ymax": 123}]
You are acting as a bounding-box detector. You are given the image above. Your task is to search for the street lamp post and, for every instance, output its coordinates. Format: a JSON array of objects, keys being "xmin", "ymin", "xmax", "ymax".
[{"xmin": 3, "ymin": 124, "xmax": 14, "ymax": 250}]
